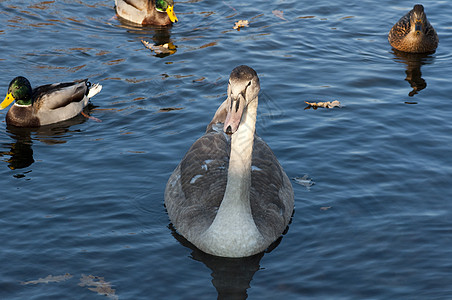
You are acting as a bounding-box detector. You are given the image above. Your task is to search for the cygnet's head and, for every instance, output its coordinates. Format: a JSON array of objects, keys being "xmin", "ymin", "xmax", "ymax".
[{"xmin": 224, "ymin": 65, "xmax": 260, "ymax": 135}]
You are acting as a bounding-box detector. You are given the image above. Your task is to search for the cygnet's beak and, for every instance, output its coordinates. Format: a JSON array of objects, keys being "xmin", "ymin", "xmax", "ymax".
[{"xmin": 224, "ymin": 94, "xmax": 245, "ymax": 135}]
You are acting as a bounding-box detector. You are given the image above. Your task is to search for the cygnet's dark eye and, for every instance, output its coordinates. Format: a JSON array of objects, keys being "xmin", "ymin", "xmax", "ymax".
[{"xmin": 240, "ymin": 81, "xmax": 252, "ymax": 100}]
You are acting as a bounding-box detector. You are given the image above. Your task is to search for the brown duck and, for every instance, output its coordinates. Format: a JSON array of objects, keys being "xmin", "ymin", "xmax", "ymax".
[{"xmin": 388, "ymin": 4, "xmax": 438, "ymax": 53}]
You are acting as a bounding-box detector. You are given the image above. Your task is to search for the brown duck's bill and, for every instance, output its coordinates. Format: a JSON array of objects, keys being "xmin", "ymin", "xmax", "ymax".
[
  {"xmin": 166, "ymin": 6, "xmax": 178, "ymax": 23},
  {"xmin": 0, "ymin": 93, "xmax": 15, "ymax": 109},
  {"xmin": 415, "ymin": 21, "xmax": 422, "ymax": 33}
]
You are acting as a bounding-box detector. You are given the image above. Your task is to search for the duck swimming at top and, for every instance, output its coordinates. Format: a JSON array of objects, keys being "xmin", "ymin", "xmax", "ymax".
[
  {"xmin": 1, "ymin": 76, "xmax": 102, "ymax": 127},
  {"xmin": 115, "ymin": 0, "xmax": 178, "ymax": 25},
  {"xmin": 388, "ymin": 4, "xmax": 438, "ymax": 53},
  {"xmin": 164, "ymin": 65, "xmax": 294, "ymax": 258}
]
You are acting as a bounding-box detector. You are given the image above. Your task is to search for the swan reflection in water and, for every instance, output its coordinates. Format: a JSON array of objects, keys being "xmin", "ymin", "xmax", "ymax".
[
  {"xmin": 169, "ymin": 224, "xmax": 287, "ymax": 299},
  {"xmin": 391, "ymin": 50, "xmax": 435, "ymax": 97},
  {"xmin": 1, "ymin": 107, "xmax": 92, "ymax": 174}
]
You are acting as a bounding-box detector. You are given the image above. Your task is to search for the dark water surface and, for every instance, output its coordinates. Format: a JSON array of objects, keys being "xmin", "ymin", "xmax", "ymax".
[{"xmin": 1, "ymin": 0, "xmax": 452, "ymax": 299}]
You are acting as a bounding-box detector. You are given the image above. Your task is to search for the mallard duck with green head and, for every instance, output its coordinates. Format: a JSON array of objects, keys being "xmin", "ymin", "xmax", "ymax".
[
  {"xmin": 388, "ymin": 4, "xmax": 438, "ymax": 53},
  {"xmin": 1, "ymin": 77, "xmax": 102, "ymax": 127},
  {"xmin": 115, "ymin": 0, "xmax": 178, "ymax": 25}
]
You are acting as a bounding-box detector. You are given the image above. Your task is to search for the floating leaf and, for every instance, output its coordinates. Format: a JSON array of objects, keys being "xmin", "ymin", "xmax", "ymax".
[
  {"xmin": 21, "ymin": 273, "xmax": 73, "ymax": 285},
  {"xmin": 233, "ymin": 20, "xmax": 249, "ymax": 30},
  {"xmin": 272, "ymin": 10, "xmax": 287, "ymax": 20},
  {"xmin": 305, "ymin": 100, "xmax": 341, "ymax": 109}
]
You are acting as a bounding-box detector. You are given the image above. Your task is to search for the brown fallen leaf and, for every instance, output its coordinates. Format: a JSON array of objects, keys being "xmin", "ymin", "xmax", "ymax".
[
  {"xmin": 21, "ymin": 273, "xmax": 73, "ymax": 285},
  {"xmin": 272, "ymin": 10, "xmax": 287, "ymax": 21},
  {"xmin": 233, "ymin": 20, "xmax": 249, "ymax": 30},
  {"xmin": 305, "ymin": 100, "xmax": 341, "ymax": 109}
]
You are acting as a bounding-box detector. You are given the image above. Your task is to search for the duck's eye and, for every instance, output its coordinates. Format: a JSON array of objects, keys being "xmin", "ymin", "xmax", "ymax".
[{"xmin": 155, "ymin": 0, "xmax": 167, "ymax": 12}]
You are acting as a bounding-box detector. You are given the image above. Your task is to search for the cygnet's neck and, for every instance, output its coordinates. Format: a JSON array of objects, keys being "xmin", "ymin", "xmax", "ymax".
[
  {"xmin": 199, "ymin": 98, "xmax": 265, "ymax": 257},
  {"xmin": 219, "ymin": 98, "xmax": 258, "ymax": 215},
  {"xmin": 225, "ymin": 100, "xmax": 257, "ymax": 201}
]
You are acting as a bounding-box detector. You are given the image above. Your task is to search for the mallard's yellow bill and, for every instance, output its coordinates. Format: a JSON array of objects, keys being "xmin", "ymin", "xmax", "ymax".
[
  {"xmin": 0, "ymin": 93, "xmax": 15, "ymax": 110},
  {"xmin": 166, "ymin": 6, "xmax": 178, "ymax": 23}
]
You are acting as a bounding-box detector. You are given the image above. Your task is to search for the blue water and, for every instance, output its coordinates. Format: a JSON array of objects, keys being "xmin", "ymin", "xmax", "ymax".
[{"xmin": 1, "ymin": 0, "xmax": 452, "ymax": 299}]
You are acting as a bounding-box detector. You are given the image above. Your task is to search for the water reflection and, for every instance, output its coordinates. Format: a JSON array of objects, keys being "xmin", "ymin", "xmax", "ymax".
[
  {"xmin": 1, "ymin": 129, "xmax": 34, "ymax": 170},
  {"xmin": 192, "ymin": 250, "xmax": 263, "ymax": 300},
  {"xmin": 1, "ymin": 113, "xmax": 87, "ymax": 172},
  {"xmin": 391, "ymin": 50, "xmax": 435, "ymax": 97},
  {"xmin": 116, "ymin": 19, "xmax": 177, "ymax": 58},
  {"xmin": 170, "ymin": 225, "xmax": 286, "ymax": 299}
]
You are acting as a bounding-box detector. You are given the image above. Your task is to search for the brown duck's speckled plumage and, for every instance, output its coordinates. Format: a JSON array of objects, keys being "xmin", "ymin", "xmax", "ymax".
[{"xmin": 388, "ymin": 4, "xmax": 438, "ymax": 53}]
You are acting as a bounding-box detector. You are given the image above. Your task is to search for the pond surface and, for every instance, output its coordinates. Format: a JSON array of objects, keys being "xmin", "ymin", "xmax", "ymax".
[{"xmin": 1, "ymin": 0, "xmax": 452, "ymax": 299}]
